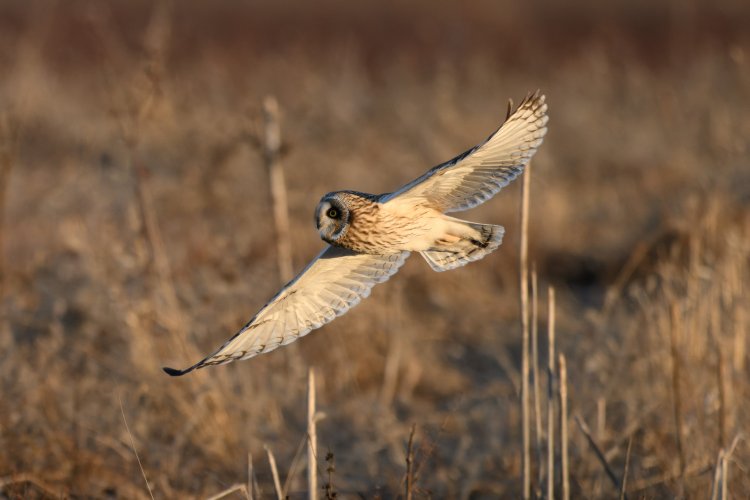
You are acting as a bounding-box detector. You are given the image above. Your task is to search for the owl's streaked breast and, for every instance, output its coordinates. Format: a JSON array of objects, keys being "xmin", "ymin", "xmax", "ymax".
[{"xmin": 335, "ymin": 193, "xmax": 437, "ymax": 254}]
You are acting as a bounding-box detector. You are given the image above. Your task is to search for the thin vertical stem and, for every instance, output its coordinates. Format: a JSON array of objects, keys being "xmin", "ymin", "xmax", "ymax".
[
  {"xmin": 733, "ymin": 290, "xmax": 746, "ymax": 372},
  {"xmin": 265, "ymin": 445, "xmax": 283, "ymax": 500},
  {"xmin": 0, "ymin": 114, "xmax": 20, "ymax": 308},
  {"xmin": 405, "ymin": 424, "xmax": 416, "ymax": 500},
  {"xmin": 547, "ymin": 286, "xmax": 556, "ymax": 500},
  {"xmin": 119, "ymin": 397, "xmax": 155, "ymax": 500},
  {"xmin": 711, "ymin": 283, "xmax": 727, "ymax": 451},
  {"xmin": 324, "ymin": 451, "xmax": 337, "ymax": 500},
  {"xmin": 519, "ymin": 163, "xmax": 532, "ymax": 500},
  {"xmin": 381, "ymin": 282, "xmax": 404, "ymax": 407},
  {"xmin": 596, "ymin": 398, "xmax": 606, "ymax": 441},
  {"xmin": 669, "ymin": 304, "xmax": 686, "ymax": 491},
  {"xmin": 262, "ymin": 96, "xmax": 293, "ymax": 285},
  {"xmin": 710, "ymin": 449, "xmax": 724, "ymax": 500},
  {"xmin": 531, "ymin": 265, "xmax": 543, "ymax": 497},
  {"xmin": 559, "ymin": 354, "xmax": 569, "ymax": 500},
  {"xmin": 574, "ymin": 415, "xmax": 623, "ymax": 495},
  {"xmin": 308, "ymin": 368, "xmax": 318, "ymax": 500},
  {"xmin": 716, "ymin": 345, "xmax": 726, "ymax": 450},
  {"xmin": 620, "ymin": 437, "xmax": 632, "ymax": 500},
  {"xmin": 247, "ymin": 452, "xmax": 254, "ymax": 500},
  {"xmin": 711, "ymin": 436, "xmax": 743, "ymax": 500}
]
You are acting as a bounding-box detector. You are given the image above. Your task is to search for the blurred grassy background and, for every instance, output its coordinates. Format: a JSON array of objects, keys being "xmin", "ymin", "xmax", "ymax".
[{"xmin": 0, "ymin": 0, "xmax": 748, "ymax": 498}]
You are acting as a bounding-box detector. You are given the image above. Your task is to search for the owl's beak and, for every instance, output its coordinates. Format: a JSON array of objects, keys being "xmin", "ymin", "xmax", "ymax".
[{"xmin": 314, "ymin": 204, "xmax": 322, "ymax": 230}]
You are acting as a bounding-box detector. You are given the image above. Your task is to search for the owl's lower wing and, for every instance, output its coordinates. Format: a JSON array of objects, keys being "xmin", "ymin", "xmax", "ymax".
[
  {"xmin": 380, "ymin": 92, "xmax": 548, "ymax": 213},
  {"xmin": 163, "ymin": 246, "xmax": 409, "ymax": 375}
]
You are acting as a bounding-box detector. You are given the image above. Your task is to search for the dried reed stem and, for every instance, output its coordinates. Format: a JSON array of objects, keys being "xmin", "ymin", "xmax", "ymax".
[
  {"xmin": 308, "ymin": 368, "xmax": 318, "ymax": 500},
  {"xmin": 381, "ymin": 282, "xmax": 404, "ymax": 407},
  {"xmin": 206, "ymin": 484, "xmax": 250, "ymax": 500},
  {"xmin": 324, "ymin": 451, "xmax": 337, "ymax": 500},
  {"xmin": 405, "ymin": 424, "xmax": 416, "ymax": 500},
  {"xmin": 547, "ymin": 286, "xmax": 556, "ymax": 500},
  {"xmin": 0, "ymin": 114, "xmax": 20, "ymax": 306},
  {"xmin": 282, "ymin": 433, "xmax": 309, "ymax": 497},
  {"xmin": 711, "ymin": 434, "xmax": 743, "ymax": 500},
  {"xmin": 559, "ymin": 353, "xmax": 569, "ymax": 500},
  {"xmin": 596, "ymin": 398, "xmax": 606, "ymax": 441},
  {"xmin": 733, "ymin": 292, "xmax": 746, "ymax": 372},
  {"xmin": 248, "ymin": 452, "xmax": 255, "ymax": 500},
  {"xmin": 119, "ymin": 397, "xmax": 155, "ymax": 500},
  {"xmin": 519, "ymin": 162, "xmax": 532, "ymax": 500},
  {"xmin": 265, "ymin": 445, "xmax": 284, "ymax": 500},
  {"xmin": 262, "ymin": 96, "xmax": 293, "ymax": 285},
  {"xmin": 531, "ymin": 265, "xmax": 543, "ymax": 497},
  {"xmin": 574, "ymin": 414, "xmax": 624, "ymax": 497},
  {"xmin": 668, "ymin": 304, "xmax": 686, "ymax": 489},
  {"xmin": 620, "ymin": 437, "xmax": 632, "ymax": 500},
  {"xmin": 716, "ymin": 344, "xmax": 726, "ymax": 450},
  {"xmin": 710, "ymin": 449, "xmax": 724, "ymax": 500}
]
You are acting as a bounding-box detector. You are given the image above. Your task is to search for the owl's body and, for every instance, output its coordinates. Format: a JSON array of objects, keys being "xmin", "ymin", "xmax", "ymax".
[
  {"xmin": 317, "ymin": 191, "xmax": 504, "ymax": 270},
  {"xmin": 164, "ymin": 92, "xmax": 548, "ymax": 376}
]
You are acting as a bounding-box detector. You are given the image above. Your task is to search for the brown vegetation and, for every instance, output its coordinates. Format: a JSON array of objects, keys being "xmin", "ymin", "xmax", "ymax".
[{"xmin": 0, "ymin": 0, "xmax": 748, "ymax": 497}]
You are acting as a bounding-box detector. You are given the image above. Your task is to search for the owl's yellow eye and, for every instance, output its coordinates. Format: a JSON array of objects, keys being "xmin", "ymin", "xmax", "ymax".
[{"xmin": 327, "ymin": 208, "xmax": 339, "ymax": 218}]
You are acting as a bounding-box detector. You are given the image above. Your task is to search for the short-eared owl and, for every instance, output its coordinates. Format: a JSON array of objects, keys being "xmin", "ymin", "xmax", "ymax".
[{"xmin": 164, "ymin": 92, "xmax": 548, "ymax": 376}]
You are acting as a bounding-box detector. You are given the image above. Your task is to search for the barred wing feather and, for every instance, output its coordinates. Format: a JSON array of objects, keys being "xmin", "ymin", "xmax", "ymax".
[
  {"xmin": 381, "ymin": 92, "xmax": 548, "ymax": 212},
  {"xmin": 163, "ymin": 246, "xmax": 409, "ymax": 375}
]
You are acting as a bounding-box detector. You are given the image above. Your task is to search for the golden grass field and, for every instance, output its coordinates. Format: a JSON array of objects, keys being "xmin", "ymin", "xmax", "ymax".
[{"xmin": 1, "ymin": 0, "xmax": 749, "ymax": 498}]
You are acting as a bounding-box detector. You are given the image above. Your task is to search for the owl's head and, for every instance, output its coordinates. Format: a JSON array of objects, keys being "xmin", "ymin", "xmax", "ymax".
[{"xmin": 315, "ymin": 193, "xmax": 350, "ymax": 243}]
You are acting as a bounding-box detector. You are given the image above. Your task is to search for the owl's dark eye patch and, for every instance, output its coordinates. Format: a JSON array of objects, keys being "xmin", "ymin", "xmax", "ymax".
[{"xmin": 327, "ymin": 208, "xmax": 339, "ymax": 218}]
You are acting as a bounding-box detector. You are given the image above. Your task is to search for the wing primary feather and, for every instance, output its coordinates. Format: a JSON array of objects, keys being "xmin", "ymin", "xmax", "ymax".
[
  {"xmin": 380, "ymin": 91, "xmax": 547, "ymax": 212},
  {"xmin": 505, "ymin": 98, "xmax": 514, "ymax": 121},
  {"xmin": 161, "ymin": 249, "xmax": 410, "ymax": 374},
  {"xmin": 163, "ymin": 365, "xmax": 192, "ymax": 377}
]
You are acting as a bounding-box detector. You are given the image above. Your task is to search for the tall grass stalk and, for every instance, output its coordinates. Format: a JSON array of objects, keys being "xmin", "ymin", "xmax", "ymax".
[
  {"xmin": 620, "ymin": 438, "xmax": 632, "ymax": 500},
  {"xmin": 668, "ymin": 303, "xmax": 686, "ymax": 490},
  {"xmin": 546, "ymin": 286, "xmax": 556, "ymax": 500},
  {"xmin": 248, "ymin": 452, "xmax": 255, "ymax": 500},
  {"xmin": 262, "ymin": 95, "xmax": 293, "ymax": 285},
  {"xmin": 119, "ymin": 397, "xmax": 155, "ymax": 500},
  {"xmin": 574, "ymin": 415, "xmax": 623, "ymax": 497},
  {"xmin": 405, "ymin": 424, "xmax": 416, "ymax": 500},
  {"xmin": 531, "ymin": 265, "xmax": 543, "ymax": 497},
  {"xmin": 308, "ymin": 368, "xmax": 319, "ymax": 500},
  {"xmin": 559, "ymin": 353, "xmax": 569, "ymax": 500},
  {"xmin": 265, "ymin": 445, "xmax": 283, "ymax": 500},
  {"xmin": 519, "ymin": 161, "xmax": 532, "ymax": 500},
  {"xmin": 0, "ymin": 114, "xmax": 20, "ymax": 307}
]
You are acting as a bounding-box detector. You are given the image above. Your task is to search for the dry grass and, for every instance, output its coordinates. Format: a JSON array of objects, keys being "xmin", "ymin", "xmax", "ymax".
[{"xmin": 0, "ymin": 0, "xmax": 749, "ymax": 497}]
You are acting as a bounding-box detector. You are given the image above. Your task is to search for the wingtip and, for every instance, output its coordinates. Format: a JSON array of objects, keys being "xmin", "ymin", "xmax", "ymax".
[
  {"xmin": 163, "ymin": 366, "xmax": 188, "ymax": 377},
  {"xmin": 505, "ymin": 90, "xmax": 546, "ymax": 122},
  {"xmin": 524, "ymin": 89, "xmax": 545, "ymax": 107}
]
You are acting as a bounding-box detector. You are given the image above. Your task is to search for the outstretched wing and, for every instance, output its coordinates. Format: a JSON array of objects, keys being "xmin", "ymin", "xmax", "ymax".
[
  {"xmin": 381, "ymin": 92, "xmax": 548, "ymax": 212},
  {"xmin": 164, "ymin": 246, "xmax": 409, "ymax": 375}
]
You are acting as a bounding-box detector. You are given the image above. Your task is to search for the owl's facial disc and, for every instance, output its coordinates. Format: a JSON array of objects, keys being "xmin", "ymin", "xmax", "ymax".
[{"xmin": 315, "ymin": 196, "xmax": 348, "ymax": 243}]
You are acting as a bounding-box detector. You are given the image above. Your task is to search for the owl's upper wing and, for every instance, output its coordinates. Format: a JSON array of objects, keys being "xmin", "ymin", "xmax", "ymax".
[
  {"xmin": 380, "ymin": 92, "xmax": 548, "ymax": 212},
  {"xmin": 163, "ymin": 246, "xmax": 409, "ymax": 375}
]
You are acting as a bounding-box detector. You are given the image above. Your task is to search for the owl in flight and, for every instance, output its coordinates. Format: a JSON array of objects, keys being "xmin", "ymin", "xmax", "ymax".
[{"xmin": 164, "ymin": 92, "xmax": 548, "ymax": 376}]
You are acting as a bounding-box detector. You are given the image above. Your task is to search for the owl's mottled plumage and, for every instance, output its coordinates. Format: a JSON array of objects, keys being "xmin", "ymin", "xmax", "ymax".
[{"xmin": 164, "ymin": 92, "xmax": 548, "ymax": 376}]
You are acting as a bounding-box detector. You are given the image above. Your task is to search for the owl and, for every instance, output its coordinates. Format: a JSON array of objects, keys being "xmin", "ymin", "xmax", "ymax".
[{"xmin": 164, "ymin": 92, "xmax": 548, "ymax": 375}]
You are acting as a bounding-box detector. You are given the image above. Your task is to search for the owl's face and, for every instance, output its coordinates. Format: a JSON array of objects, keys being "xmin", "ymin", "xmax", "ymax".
[{"xmin": 315, "ymin": 194, "xmax": 350, "ymax": 243}]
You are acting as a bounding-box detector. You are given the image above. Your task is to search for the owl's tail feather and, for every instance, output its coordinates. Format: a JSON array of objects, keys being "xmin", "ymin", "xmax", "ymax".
[{"xmin": 420, "ymin": 222, "xmax": 504, "ymax": 272}]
